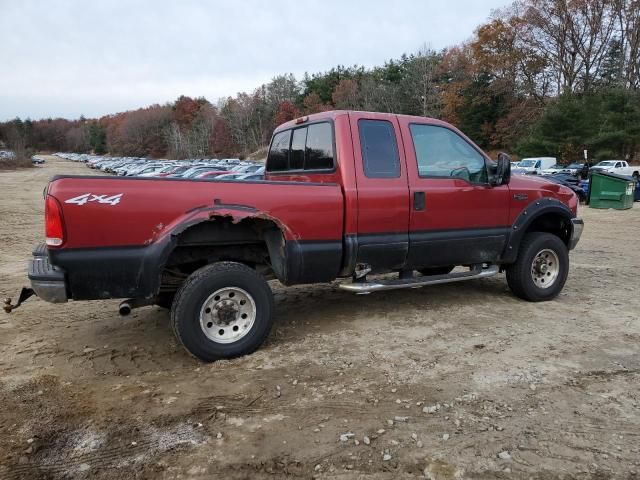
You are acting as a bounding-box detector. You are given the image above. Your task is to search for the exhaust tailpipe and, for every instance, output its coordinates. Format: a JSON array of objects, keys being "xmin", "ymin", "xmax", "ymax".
[
  {"xmin": 119, "ymin": 302, "xmax": 132, "ymax": 316},
  {"xmin": 118, "ymin": 297, "xmax": 156, "ymax": 316}
]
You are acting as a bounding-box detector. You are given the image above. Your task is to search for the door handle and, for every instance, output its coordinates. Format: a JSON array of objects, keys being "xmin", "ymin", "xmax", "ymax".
[{"xmin": 413, "ymin": 191, "xmax": 425, "ymax": 211}]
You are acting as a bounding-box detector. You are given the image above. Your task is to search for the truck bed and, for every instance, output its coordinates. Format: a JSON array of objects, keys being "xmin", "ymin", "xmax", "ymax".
[
  {"xmin": 45, "ymin": 175, "xmax": 345, "ymax": 299},
  {"xmin": 48, "ymin": 175, "xmax": 344, "ymax": 248}
]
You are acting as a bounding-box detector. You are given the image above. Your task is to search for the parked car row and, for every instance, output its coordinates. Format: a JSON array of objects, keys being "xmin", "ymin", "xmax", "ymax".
[
  {"xmin": 54, "ymin": 153, "xmax": 266, "ymax": 181},
  {"xmin": 0, "ymin": 151, "xmax": 44, "ymax": 165},
  {"xmin": 512, "ymin": 158, "xmax": 638, "ymax": 180},
  {"xmin": 541, "ymin": 162, "xmax": 584, "ymax": 176}
]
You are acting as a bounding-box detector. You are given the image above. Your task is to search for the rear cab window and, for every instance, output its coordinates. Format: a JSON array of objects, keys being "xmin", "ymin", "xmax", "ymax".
[
  {"xmin": 267, "ymin": 130, "xmax": 291, "ymax": 172},
  {"xmin": 266, "ymin": 122, "xmax": 335, "ymax": 173}
]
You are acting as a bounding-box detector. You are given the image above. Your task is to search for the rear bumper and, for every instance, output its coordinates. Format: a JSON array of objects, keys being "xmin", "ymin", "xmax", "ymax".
[
  {"xmin": 28, "ymin": 246, "xmax": 68, "ymax": 303},
  {"xmin": 568, "ymin": 218, "xmax": 584, "ymax": 250}
]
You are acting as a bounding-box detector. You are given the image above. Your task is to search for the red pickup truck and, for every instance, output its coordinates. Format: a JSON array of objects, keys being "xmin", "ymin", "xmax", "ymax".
[{"xmin": 10, "ymin": 111, "xmax": 583, "ymax": 361}]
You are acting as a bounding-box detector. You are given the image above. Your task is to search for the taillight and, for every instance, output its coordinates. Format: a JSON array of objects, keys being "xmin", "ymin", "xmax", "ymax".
[{"xmin": 45, "ymin": 195, "xmax": 65, "ymax": 246}]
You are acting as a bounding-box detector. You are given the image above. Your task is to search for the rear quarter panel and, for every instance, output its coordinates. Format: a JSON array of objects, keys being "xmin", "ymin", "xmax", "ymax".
[{"xmin": 48, "ymin": 176, "xmax": 344, "ymax": 248}]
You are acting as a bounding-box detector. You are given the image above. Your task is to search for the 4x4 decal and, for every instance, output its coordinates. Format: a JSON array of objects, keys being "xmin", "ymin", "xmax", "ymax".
[{"xmin": 64, "ymin": 193, "xmax": 123, "ymax": 206}]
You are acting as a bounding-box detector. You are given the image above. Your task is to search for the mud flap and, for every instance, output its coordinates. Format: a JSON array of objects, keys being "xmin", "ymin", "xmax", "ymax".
[{"xmin": 3, "ymin": 287, "xmax": 35, "ymax": 313}]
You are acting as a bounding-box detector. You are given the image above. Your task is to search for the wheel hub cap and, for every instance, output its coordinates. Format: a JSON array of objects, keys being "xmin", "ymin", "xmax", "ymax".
[
  {"xmin": 531, "ymin": 249, "xmax": 560, "ymax": 289},
  {"xmin": 200, "ymin": 287, "xmax": 256, "ymax": 344},
  {"xmin": 215, "ymin": 300, "xmax": 239, "ymax": 325}
]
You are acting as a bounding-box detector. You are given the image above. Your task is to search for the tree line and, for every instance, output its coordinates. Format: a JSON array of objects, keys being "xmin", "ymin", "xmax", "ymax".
[{"xmin": 1, "ymin": 0, "xmax": 639, "ymax": 163}]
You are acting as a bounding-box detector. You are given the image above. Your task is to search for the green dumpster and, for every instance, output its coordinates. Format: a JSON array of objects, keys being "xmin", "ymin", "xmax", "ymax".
[{"xmin": 587, "ymin": 171, "xmax": 635, "ymax": 209}]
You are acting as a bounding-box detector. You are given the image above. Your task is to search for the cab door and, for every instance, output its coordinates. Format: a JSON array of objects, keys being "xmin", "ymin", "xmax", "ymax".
[
  {"xmin": 397, "ymin": 118, "xmax": 511, "ymax": 269},
  {"xmin": 349, "ymin": 112, "xmax": 410, "ymax": 272}
]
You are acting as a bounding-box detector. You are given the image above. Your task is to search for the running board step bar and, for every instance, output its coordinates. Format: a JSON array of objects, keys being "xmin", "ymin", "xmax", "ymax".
[{"xmin": 339, "ymin": 265, "xmax": 500, "ymax": 294}]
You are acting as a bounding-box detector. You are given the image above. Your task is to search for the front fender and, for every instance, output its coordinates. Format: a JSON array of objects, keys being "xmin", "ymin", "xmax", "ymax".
[{"xmin": 501, "ymin": 197, "xmax": 575, "ymax": 264}]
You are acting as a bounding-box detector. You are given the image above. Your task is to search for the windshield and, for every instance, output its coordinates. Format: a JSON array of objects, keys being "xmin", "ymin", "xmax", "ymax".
[
  {"xmin": 596, "ymin": 161, "xmax": 616, "ymax": 166},
  {"xmin": 519, "ymin": 160, "xmax": 537, "ymax": 167},
  {"xmin": 566, "ymin": 163, "xmax": 582, "ymax": 168}
]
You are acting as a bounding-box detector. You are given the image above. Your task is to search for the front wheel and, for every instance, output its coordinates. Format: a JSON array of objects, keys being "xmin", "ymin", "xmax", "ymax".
[
  {"xmin": 506, "ymin": 232, "xmax": 569, "ymax": 302},
  {"xmin": 171, "ymin": 261, "xmax": 274, "ymax": 362}
]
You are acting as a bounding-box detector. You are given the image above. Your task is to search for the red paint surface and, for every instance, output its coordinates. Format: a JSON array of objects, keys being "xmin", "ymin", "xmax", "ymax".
[{"xmin": 48, "ymin": 178, "xmax": 344, "ymax": 248}]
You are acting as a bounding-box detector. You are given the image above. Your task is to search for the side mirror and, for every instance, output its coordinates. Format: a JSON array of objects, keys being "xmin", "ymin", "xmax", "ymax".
[{"xmin": 491, "ymin": 152, "xmax": 511, "ymax": 186}]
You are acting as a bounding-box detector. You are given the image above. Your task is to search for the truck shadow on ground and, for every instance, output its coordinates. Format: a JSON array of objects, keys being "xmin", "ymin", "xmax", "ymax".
[
  {"xmin": 23, "ymin": 275, "xmax": 522, "ymax": 376},
  {"xmin": 106, "ymin": 277, "xmax": 514, "ymax": 359}
]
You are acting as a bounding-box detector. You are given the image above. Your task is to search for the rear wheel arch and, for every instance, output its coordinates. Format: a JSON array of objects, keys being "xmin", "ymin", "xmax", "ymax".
[{"xmin": 157, "ymin": 215, "xmax": 288, "ymax": 300}]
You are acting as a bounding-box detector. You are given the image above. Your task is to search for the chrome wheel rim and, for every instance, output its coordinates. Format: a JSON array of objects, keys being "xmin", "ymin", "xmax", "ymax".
[
  {"xmin": 531, "ymin": 249, "xmax": 560, "ymax": 289},
  {"xmin": 199, "ymin": 287, "xmax": 256, "ymax": 343}
]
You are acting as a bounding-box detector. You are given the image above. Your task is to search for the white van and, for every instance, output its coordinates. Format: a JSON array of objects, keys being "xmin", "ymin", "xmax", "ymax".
[{"xmin": 517, "ymin": 157, "xmax": 557, "ymax": 175}]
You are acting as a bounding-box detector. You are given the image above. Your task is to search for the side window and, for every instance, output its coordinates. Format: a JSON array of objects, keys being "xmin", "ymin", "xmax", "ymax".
[
  {"xmin": 267, "ymin": 130, "xmax": 291, "ymax": 172},
  {"xmin": 358, "ymin": 119, "xmax": 400, "ymax": 178},
  {"xmin": 305, "ymin": 123, "xmax": 334, "ymax": 170},
  {"xmin": 535, "ymin": 160, "xmax": 541, "ymax": 169},
  {"xmin": 615, "ymin": 162, "xmax": 622, "ymax": 168},
  {"xmin": 409, "ymin": 124, "xmax": 487, "ymax": 183},
  {"xmin": 290, "ymin": 127, "xmax": 307, "ymax": 170}
]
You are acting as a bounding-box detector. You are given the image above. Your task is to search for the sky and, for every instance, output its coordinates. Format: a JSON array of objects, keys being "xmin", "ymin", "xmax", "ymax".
[{"xmin": 0, "ymin": 0, "xmax": 511, "ymax": 121}]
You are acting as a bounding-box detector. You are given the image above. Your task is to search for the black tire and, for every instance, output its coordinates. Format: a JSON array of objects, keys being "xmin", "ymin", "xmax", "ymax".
[
  {"xmin": 506, "ymin": 232, "xmax": 569, "ymax": 302},
  {"xmin": 418, "ymin": 266, "xmax": 454, "ymax": 276},
  {"xmin": 155, "ymin": 292, "xmax": 175, "ymax": 309},
  {"xmin": 171, "ymin": 261, "xmax": 274, "ymax": 362}
]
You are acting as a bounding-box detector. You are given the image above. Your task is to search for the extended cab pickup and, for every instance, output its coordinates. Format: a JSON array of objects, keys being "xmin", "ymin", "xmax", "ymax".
[
  {"xmin": 11, "ymin": 111, "xmax": 584, "ymax": 361},
  {"xmin": 590, "ymin": 160, "xmax": 639, "ymax": 180}
]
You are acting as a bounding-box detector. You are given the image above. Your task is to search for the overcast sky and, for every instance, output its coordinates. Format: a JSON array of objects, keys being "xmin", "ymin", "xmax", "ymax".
[{"xmin": 0, "ymin": 0, "xmax": 511, "ymax": 121}]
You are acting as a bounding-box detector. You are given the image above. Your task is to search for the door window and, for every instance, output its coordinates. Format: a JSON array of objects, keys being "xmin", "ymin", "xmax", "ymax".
[
  {"xmin": 358, "ymin": 119, "xmax": 400, "ymax": 178},
  {"xmin": 409, "ymin": 124, "xmax": 487, "ymax": 183}
]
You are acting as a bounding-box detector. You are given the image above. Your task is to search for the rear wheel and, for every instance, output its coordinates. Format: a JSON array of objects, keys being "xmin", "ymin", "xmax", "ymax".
[
  {"xmin": 171, "ymin": 261, "xmax": 274, "ymax": 362},
  {"xmin": 418, "ymin": 266, "xmax": 454, "ymax": 276},
  {"xmin": 506, "ymin": 232, "xmax": 569, "ymax": 302}
]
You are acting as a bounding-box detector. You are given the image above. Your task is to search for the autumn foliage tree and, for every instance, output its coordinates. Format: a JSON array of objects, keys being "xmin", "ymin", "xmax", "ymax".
[
  {"xmin": 273, "ymin": 101, "xmax": 300, "ymax": 126},
  {"xmin": 302, "ymin": 92, "xmax": 331, "ymax": 114},
  {"xmin": 332, "ymin": 79, "xmax": 360, "ymax": 109}
]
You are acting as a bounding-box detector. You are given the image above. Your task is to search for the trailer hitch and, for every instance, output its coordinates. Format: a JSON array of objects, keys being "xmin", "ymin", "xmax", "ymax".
[{"xmin": 3, "ymin": 287, "xmax": 35, "ymax": 313}]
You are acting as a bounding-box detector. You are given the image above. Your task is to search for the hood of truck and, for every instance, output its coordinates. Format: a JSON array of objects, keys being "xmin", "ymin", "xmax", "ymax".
[{"xmin": 509, "ymin": 173, "xmax": 578, "ymax": 216}]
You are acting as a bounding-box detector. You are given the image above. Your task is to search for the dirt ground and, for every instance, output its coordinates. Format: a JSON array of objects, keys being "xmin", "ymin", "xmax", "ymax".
[{"xmin": 1, "ymin": 155, "xmax": 639, "ymax": 480}]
